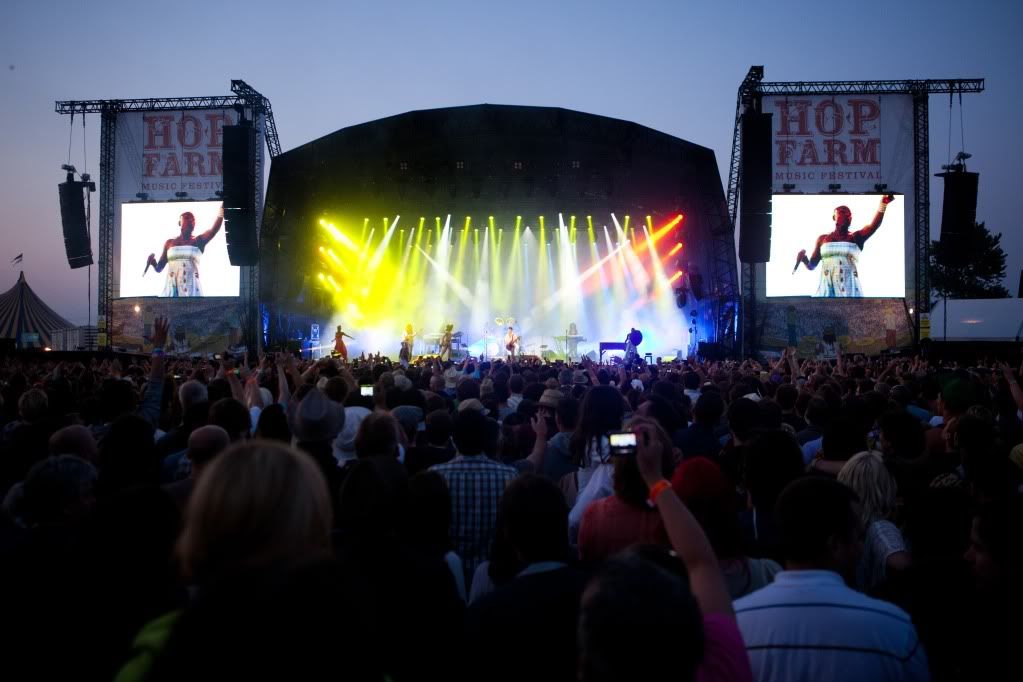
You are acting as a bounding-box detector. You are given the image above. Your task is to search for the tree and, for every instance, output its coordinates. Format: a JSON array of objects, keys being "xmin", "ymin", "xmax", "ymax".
[{"xmin": 930, "ymin": 221, "xmax": 1010, "ymax": 302}]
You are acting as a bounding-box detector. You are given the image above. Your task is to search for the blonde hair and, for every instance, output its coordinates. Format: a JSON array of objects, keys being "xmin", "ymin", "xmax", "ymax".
[
  {"xmin": 837, "ymin": 450, "xmax": 896, "ymax": 528},
  {"xmin": 178, "ymin": 439, "xmax": 332, "ymax": 582}
]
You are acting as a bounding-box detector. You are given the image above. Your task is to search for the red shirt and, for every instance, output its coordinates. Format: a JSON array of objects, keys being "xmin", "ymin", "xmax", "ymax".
[{"xmin": 578, "ymin": 494, "xmax": 668, "ymax": 561}]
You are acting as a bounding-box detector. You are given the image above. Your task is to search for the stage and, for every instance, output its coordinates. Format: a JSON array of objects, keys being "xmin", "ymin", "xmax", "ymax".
[{"xmin": 259, "ymin": 104, "xmax": 735, "ymax": 357}]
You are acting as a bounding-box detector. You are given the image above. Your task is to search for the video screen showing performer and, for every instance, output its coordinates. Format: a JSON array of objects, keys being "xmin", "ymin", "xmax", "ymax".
[
  {"xmin": 766, "ymin": 193, "xmax": 905, "ymax": 299},
  {"xmin": 120, "ymin": 201, "xmax": 240, "ymax": 297}
]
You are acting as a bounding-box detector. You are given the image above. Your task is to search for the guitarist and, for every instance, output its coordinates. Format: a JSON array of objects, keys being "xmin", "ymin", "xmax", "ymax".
[
  {"xmin": 504, "ymin": 325, "xmax": 519, "ymax": 363},
  {"xmin": 400, "ymin": 323, "xmax": 416, "ymax": 367},
  {"xmin": 439, "ymin": 323, "xmax": 454, "ymax": 361}
]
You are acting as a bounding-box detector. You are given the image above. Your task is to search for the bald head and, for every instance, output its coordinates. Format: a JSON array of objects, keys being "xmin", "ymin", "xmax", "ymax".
[
  {"xmin": 187, "ymin": 425, "xmax": 231, "ymax": 472},
  {"xmin": 49, "ymin": 425, "xmax": 99, "ymax": 464}
]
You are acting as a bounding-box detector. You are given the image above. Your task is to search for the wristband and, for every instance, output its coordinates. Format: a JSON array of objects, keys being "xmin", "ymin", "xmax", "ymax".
[
  {"xmin": 151, "ymin": 347, "xmax": 165, "ymax": 358},
  {"xmin": 647, "ymin": 479, "xmax": 672, "ymax": 506}
]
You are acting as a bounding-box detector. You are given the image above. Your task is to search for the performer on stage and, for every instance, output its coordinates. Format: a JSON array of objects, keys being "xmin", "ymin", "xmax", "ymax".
[
  {"xmin": 439, "ymin": 323, "xmax": 454, "ymax": 361},
  {"xmin": 505, "ymin": 326, "xmax": 519, "ymax": 362},
  {"xmin": 333, "ymin": 324, "xmax": 354, "ymax": 362},
  {"xmin": 400, "ymin": 323, "xmax": 416, "ymax": 367},
  {"xmin": 144, "ymin": 206, "xmax": 224, "ymax": 297},
  {"xmin": 623, "ymin": 328, "xmax": 642, "ymax": 364},
  {"xmin": 792, "ymin": 194, "xmax": 895, "ymax": 298},
  {"xmin": 566, "ymin": 322, "xmax": 581, "ymax": 361}
]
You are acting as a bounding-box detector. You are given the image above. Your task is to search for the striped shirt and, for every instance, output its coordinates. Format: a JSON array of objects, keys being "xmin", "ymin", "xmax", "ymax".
[
  {"xmin": 734, "ymin": 570, "xmax": 929, "ymax": 682},
  {"xmin": 431, "ymin": 454, "xmax": 518, "ymax": 585}
]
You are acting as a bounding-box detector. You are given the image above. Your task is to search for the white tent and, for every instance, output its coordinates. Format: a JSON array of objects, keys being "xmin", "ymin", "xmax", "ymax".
[{"xmin": 927, "ymin": 298, "xmax": 1023, "ymax": 342}]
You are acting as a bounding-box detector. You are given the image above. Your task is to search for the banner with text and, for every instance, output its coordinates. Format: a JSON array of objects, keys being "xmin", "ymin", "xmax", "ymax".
[
  {"xmin": 114, "ymin": 109, "xmax": 246, "ymax": 200},
  {"xmin": 765, "ymin": 95, "xmax": 913, "ymax": 193}
]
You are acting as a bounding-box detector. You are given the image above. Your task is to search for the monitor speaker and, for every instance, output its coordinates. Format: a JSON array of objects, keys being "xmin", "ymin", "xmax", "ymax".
[
  {"xmin": 223, "ymin": 123, "xmax": 257, "ymax": 266},
  {"xmin": 58, "ymin": 180, "xmax": 94, "ymax": 269},
  {"xmin": 739, "ymin": 112, "xmax": 773, "ymax": 263}
]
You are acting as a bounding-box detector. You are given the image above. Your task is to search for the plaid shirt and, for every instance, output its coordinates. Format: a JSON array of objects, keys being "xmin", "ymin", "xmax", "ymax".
[{"xmin": 431, "ymin": 454, "xmax": 518, "ymax": 585}]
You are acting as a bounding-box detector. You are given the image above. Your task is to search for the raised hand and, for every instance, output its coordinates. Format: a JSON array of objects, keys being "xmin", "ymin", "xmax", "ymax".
[{"xmin": 151, "ymin": 316, "xmax": 169, "ymax": 348}]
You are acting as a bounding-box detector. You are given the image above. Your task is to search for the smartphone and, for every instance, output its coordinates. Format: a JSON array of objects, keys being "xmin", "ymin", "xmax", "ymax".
[
  {"xmin": 360, "ymin": 385, "xmax": 373, "ymax": 397},
  {"xmin": 608, "ymin": 430, "xmax": 637, "ymax": 456}
]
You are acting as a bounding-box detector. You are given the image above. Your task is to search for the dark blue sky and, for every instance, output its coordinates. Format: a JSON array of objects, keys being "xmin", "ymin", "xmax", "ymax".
[{"xmin": 2, "ymin": 0, "xmax": 1020, "ymax": 323}]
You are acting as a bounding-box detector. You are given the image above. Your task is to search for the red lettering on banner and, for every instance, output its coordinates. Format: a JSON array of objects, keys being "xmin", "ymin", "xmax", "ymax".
[
  {"xmin": 208, "ymin": 151, "xmax": 223, "ymax": 176},
  {"xmin": 814, "ymin": 100, "xmax": 843, "ymax": 136},
  {"xmin": 849, "ymin": 99, "xmax": 880, "ymax": 135},
  {"xmin": 776, "ymin": 140, "xmax": 799, "ymax": 166},
  {"xmin": 797, "ymin": 140, "xmax": 821, "ymax": 166},
  {"xmin": 824, "ymin": 139, "xmax": 848, "ymax": 165},
  {"xmin": 851, "ymin": 138, "xmax": 880, "ymax": 165},
  {"xmin": 160, "ymin": 154, "xmax": 181, "ymax": 177},
  {"xmin": 143, "ymin": 153, "xmax": 160, "ymax": 177},
  {"xmin": 177, "ymin": 115, "xmax": 203, "ymax": 149},
  {"xmin": 206, "ymin": 113, "xmax": 228, "ymax": 148},
  {"xmin": 774, "ymin": 99, "xmax": 811, "ymax": 136},
  {"xmin": 144, "ymin": 115, "xmax": 175, "ymax": 149},
  {"xmin": 183, "ymin": 152, "xmax": 206, "ymax": 176}
]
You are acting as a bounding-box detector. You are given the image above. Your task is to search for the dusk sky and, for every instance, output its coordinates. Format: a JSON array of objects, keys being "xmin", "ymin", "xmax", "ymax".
[{"xmin": 2, "ymin": 0, "xmax": 1020, "ymax": 324}]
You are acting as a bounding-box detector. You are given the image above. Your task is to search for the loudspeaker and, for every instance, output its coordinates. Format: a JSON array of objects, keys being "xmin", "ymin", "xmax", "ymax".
[
  {"xmin": 223, "ymin": 123, "xmax": 258, "ymax": 266},
  {"xmin": 58, "ymin": 180, "xmax": 93, "ymax": 269},
  {"xmin": 739, "ymin": 112, "xmax": 773, "ymax": 263},
  {"xmin": 937, "ymin": 170, "xmax": 978, "ymax": 265},
  {"xmin": 1017, "ymin": 269, "xmax": 1023, "ymax": 299}
]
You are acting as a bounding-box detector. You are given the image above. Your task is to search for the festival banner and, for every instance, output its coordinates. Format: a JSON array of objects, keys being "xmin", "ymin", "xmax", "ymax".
[
  {"xmin": 114, "ymin": 109, "xmax": 242, "ymax": 201},
  {"xmin": 764, "ymin": 95, "xmax": 913, "ymax": 193}
]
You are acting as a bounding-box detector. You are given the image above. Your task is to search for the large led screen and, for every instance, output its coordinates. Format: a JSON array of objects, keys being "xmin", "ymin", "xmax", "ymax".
[
  {"xmin": 766, "ymin": 193, "xmax": 905, "ymax": 298},
  {"xmin": 120, "ymin": 201, "xmax": 239, "ymax": 297}
]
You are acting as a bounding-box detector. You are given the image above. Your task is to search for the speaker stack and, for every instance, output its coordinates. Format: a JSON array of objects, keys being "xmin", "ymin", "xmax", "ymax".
[
  {"xmin": 58, "ymin": 173, "xmax": 95, "ymax": 269},
  {"xmin": 739, "ymin": 112, "xmax": 773, "ymax": 264},
  {"xmin": 936, "ymin": 169, "xmax": 978, "ymax": 267},
  {"xmin": 222, "ymin": 122, "xmax": 258, "ymax": 266}
]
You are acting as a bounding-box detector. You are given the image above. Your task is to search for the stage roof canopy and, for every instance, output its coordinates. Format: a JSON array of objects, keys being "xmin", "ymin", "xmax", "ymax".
[{"xmin": 260, "ymin": 104, "xmax": 732, "ymax": 310}]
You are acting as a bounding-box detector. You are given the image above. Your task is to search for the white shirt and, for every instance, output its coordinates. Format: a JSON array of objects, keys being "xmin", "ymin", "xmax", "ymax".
[{"xmin": 735, "ymin": 570, "xmax": 929, "ymax": 682}]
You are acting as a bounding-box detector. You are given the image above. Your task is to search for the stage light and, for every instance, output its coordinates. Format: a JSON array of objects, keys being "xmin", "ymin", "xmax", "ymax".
[
  {"xmin": 515, "ymin": 215, "xmax": 522, "ymax": 231},
  {"xmin": 668, "ymin": 243, "xmax": 683, "ymax": 257},
  {"xmin": 318, "ymin": 273, "xmax": 325, "ymax": 280},
  {"xmin": 623, "ymin": 215, "xmax": 630, "ymax": 231},
  {"xmin": 464, "ymin": 216, "xmax": 471, "ymax": 229},
  {"xmin": 668, "ymin": 271, "xmax": 684, "ymax": 284}
]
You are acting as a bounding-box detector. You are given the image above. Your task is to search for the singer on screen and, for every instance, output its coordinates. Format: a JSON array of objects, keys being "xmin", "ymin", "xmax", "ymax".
[
  {"xmin": 792, "ymin": 194, "xmax": 895, "ymax": 297},
  {"xmin": 143, "ymin": 205, "xmax": 224, "ymax": 297}
]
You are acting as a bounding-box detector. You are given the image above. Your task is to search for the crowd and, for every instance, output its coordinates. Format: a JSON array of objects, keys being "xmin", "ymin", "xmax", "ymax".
[{"xmin": 1, "ymin": 318, "xmax": 1022, "ymax": 681}]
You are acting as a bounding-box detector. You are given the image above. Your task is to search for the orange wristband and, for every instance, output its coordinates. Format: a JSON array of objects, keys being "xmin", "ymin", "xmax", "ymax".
[{"xmin": 647, "ymin": 479, "xmax": 672, "ymax": 506}]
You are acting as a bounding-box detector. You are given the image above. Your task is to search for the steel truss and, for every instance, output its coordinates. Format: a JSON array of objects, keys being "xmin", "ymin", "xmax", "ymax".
[
  {"xmin": 56, "ymin": 81, "xmax": 281, "ymax": 350},
  {"xmin": 725, "ymin": 68, "xmax": 984, "ymax": 355}
]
